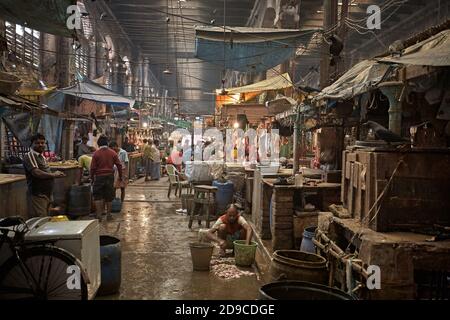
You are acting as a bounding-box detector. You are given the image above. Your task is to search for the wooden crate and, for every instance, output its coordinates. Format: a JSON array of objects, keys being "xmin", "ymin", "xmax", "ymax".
[{"xmin": 342, "ymin": 149, "xmax": 450, "ymax": 231}]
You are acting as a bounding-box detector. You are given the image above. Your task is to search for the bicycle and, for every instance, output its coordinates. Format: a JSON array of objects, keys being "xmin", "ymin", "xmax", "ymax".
[{"xmin": 0, "ymin": 216, "xmax": 88, "ymax": 300}]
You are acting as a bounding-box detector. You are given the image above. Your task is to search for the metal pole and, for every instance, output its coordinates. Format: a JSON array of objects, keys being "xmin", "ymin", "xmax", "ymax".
[{"xmin": 293, "ymin": 107, "xmax": 301, "ymax": 174}]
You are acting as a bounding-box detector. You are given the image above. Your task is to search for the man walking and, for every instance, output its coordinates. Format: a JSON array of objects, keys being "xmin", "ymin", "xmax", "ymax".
[
  {"xmin": 23, "ymin": 133, "xmax": 65, "ymax": 217},
  {"xmin": 90, "ymin": 135, "xmax": 123, "ymax": 221},
  {"xmin": 109, "ymin": 141, "xmax": 129, "ymax": 202}
]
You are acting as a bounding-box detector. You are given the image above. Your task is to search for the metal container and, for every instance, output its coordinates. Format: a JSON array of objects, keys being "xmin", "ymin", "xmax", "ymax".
[
  {"xmin": 98, "ymin": 236, "xmax": 122, "ymax": 296},
  {"xmin": 260, "ymin": 281, "xmax": 356, "ymax": 300},
  {"xmin": 25, "ymin": 220, "xmax": 101, "ymax": 300}
]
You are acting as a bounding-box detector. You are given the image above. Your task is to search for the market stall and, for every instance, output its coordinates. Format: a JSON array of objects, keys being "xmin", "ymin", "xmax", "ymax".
[
  {"xmin": 128, "ymin": 151, "xmax": 143, "ymax": 180},
  {"xmin": 48, "ymin": 161, "xmax": 82, "ymax": 213},
  {"xmin": 0, "ymin": 174, "xmax": 28, "ymax": 218}
]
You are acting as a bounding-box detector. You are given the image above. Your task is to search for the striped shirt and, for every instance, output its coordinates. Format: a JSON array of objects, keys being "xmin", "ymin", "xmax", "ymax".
[{"xmin": 22, "ymin": 149, "xmax": 54, "ymax": 197}]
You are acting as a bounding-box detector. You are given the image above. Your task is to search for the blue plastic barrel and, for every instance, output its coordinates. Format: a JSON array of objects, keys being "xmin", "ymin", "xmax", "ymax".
[
  {"xmin": 300, "ymin": 226, "xmax": 317, "ymax": 253},
  {"xmin": 212, "ymin": 180, "xmax": 234, "ymax": 214},
  {"xmin": 98, "ymin": 236, "xmax": 121, "ymax": 296}
]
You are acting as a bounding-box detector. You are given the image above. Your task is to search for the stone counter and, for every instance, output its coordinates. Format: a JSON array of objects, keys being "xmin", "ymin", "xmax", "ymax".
[{"xmin": 0, "ymin": 174, "xmax": 28, "ymax": 218}]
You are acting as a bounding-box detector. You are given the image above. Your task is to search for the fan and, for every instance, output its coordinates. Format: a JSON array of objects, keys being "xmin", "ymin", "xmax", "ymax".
[{"xmin": 203, "ymin": 79, "xmax": 231, "ymax": 96}]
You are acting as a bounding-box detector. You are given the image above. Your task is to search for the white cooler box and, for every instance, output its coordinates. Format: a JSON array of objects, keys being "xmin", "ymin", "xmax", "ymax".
[{"xmin": 25, "ymin": 220, "xmax": 101, "ymax": 300}]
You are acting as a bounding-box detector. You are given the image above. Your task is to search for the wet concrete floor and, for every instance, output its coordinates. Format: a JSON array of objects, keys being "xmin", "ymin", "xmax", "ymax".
[{"xmin": 97, "ymin": 177, "xmax": 262, "ymax": 300}]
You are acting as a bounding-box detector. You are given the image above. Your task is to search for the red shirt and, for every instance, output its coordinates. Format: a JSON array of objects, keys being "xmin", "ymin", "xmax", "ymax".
[
  {"xmin": 219, "ymin": 213, "xmax": 244, "ymax": 235},
  {"xmin": 90, "ymin": 147, "xmax": 123, "ymax": 179}
]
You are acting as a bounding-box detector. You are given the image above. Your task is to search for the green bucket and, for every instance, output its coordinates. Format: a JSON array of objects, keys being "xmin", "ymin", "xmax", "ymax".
[{"xmin": 234, "ymin": 240, "xmax": 258, "ymax": 267}]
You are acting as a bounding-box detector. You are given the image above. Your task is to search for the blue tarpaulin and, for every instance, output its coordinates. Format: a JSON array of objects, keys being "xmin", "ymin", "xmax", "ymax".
[
  {"xmin": 195, "ymin": 26, "xmax": 319, "ymax": 72},
  {"xmin": 40, "ymin": 91, "xmax": 65, "ymax": 154}
]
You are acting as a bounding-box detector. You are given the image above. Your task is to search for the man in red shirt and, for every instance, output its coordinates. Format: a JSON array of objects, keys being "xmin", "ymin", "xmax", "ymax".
[
  {"xmin": 206, "ymin": 204, "xmax": 253, "ymax": 256},
  {"xmin": 90, "ymin": 135, "xmax": 123, "ymax": 221}
]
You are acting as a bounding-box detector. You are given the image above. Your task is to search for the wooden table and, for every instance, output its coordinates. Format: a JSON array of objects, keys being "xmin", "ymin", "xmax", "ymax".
[
  {"xmin": 263, "ymin": 179, "xmax": 341, "ymax": 190},
  {"xmin": 0, "ymin": 174, "xmax": 28, "ymax": 218}
]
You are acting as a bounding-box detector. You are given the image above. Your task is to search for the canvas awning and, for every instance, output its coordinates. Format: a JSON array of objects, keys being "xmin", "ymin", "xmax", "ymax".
[
  {"xmin": 196, "ymin": 26, "xmax": 320, "ymax": 72},
  {"xmin": 377, "ymin": 29, "xmax": 450, "ymax": 66},
  {"xmin": 58, "ymin": 78, "xmax": 135, "ymax": 108},
  {"xmin": 314, "ymin": 29, "xmax": 450, "ymax": 102},
  {"xmin": 313, "ymin": 60, "xmax": 391, "ymax": 101},
  {"xmin": 266, "ymin": 94, "xmax": 297, "ymax": 115},
  {"xmin": 217, "ymin": 73, "xmax": 293, "ymax": 95}
]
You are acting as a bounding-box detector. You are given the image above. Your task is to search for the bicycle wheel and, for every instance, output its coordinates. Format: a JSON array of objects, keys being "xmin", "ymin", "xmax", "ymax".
[{"xmin": 0, "ymin": 246, "xmax": 88, "ymax": 300}]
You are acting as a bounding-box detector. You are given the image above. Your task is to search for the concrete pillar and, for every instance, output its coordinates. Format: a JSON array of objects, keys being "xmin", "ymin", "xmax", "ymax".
[
  {"xmin": 96, "ymin": 40, "xmax": 105, "ymax": 79},
  {"xmin": 89, "ymin": 39, "xmax": 97, "ymax": 79},
  {"xmin": 40, "ymin": 33, "xmax": 58, "ymax": 86},
  {"xmin": 56, "ymin": 37, "xmax": 71, "ymax": 88},
  {"xmin": 111, "ymin": 57, "xmax": 126, "ymax": 95},
  {"xmin": 271, "ymin": 188, "xmax": 294, "ymax": 250},
  {"xmin": 143, "ymin": 58, "xmax": 150, "ymax": 100},
  {"xmin": 379, "ymin": 82, "xmax": 404, "ymax": 135},
  {"xmin": 320, "ymin": 0, "xmax": 338, "ymax": 89}
]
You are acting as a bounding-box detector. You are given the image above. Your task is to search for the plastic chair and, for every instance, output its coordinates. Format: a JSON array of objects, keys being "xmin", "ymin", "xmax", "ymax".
[{"xmin": 166, "ymin": 164, "xmax": 191, "ymax": 198}]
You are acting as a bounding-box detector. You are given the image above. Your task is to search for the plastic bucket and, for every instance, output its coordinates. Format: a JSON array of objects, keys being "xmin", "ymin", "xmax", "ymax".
[
  {"xmin": 98, "ymin": 236, "xmax": 121, "ymax": 296},
  {"xmin": 234, "ymin": 240, "xmax": 258, "ymax": 267},
  {"xmin": 189, "ymin": 242, "xmax": 214, "ymax": 271},
  {"xmin": 260, "ymin": 281, "xmax": 356, "ymax": 300},
  {"xmin": 300, "ymin": 226, "xmax": 317, "ymax": 253},
  {"xmin": 111, "ymin": 198, "xmax": 122, "ymax": 213}
]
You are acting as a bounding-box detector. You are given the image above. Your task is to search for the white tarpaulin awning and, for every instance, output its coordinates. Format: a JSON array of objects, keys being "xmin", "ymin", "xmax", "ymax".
[
  {"xmin": 266, "ymin": 94, "xmax": 297, "ymax": 115},
  {"xmin": 314, "ymin": 29, "xmax": 450, "ymax": 102},
  {"xmin": 217, "ymin": 73, "xmax": 293, "ymax": 95},
  {"xmin": 313, "ymin": 60, "xmax": 391, "ymax": 101},
  {"xmin": 377, "ymin": 29, "xmax": 450, "ymax": 66}
]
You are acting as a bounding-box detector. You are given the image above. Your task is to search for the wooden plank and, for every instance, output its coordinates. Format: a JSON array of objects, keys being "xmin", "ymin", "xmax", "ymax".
[
  {"xmin": 353, "ymin": 162, "xmax": 360, "ymax": 188},
  {"xmin": 354, "ymin": 162, "xmax": 362, "ymax": 219},
  {"xmin": 345, "ymin": 161, "xmax": 351, "ymax": 179},
  {"xmin": 348, "ymin": 163, "xmax": 354, "ymax": 215},
  {"xmin": 347, "ymin": 152, "xmax": 356, "ymax": 162},
  {"xmin": 0, "ymin": 174, "xmax": 26, "ymax": 185},
  {"xmin": 341, "ymin": 151, "xmax": 348, "ymax": 206}
]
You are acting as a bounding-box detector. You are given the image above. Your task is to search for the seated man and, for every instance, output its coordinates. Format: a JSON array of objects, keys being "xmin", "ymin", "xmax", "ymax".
[{"xmin": 206, "ymin": 204, "xmax": 253, "ymax": 256}]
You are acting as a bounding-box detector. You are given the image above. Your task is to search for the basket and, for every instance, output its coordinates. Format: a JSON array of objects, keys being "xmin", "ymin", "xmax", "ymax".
[{"xmin": 0, "ymin": 72, "xmax": 22, "ymax": 95}]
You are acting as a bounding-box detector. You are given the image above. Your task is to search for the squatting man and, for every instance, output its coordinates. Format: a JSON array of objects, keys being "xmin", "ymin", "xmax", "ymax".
[{"xmin": 206, "ymin": 204, "xmax": 253, "ymax": 256}]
